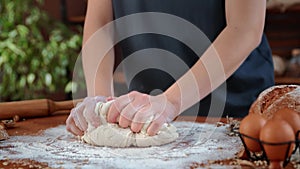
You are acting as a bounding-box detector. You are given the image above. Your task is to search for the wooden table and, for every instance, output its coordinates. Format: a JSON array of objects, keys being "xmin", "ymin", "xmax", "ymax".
[
  {"xmin": 7, "ymin": 114, "xmax": 69, "ymax": 136},
  {"xmin": 0, "ymin": 115, "xmax": 297, "ymax": 169}
]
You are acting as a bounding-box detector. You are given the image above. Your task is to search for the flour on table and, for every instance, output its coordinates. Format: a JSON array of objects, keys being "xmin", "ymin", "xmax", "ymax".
[
  {"xmin": 82, "ymin": 101, "xmax": 179, "ymax": 147},
  {"xmin": 0, "ymin": 122, "xmax": 245, "ymax": 169}
]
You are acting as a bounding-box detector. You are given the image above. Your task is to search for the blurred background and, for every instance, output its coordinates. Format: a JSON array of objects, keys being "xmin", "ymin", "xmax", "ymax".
[
  {"xmin": 0, "ymin": 0, "xmax": 299, "ymax": 102},
  {"xmin": 0, "ymin": 0, "xmax": 86, "ymax": 101}
]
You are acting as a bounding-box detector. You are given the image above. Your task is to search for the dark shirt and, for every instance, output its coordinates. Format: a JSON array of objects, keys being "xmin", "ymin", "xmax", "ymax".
[{"xmin": 112, "ymin": 0, "xmax": 274, "ymax": 117}]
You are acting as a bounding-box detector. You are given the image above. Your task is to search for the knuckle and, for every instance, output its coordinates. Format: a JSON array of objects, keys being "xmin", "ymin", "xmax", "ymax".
[
  {"xmin": 120, "ymin": 110, "xmax": 132, "ymax": 121},
  {"xmin": 130, "ymin": 91, "xmax": 139, "ymax": 96},
  {"xmin": 133, "ymin": 113, "xmax": 145, "ymax": 123},
  {"xmin": 121, "ymin": 106, "xmax": 135, "ymax": 118},
  {"xmin": 111, "ymin": 101, "xmax": 121, "ymax": 111},
  {"xmin": 130, "ymin": 103, "xmax": 138, "ymax": 111},
  {"xmin": 140, "ymin": 95, "xmax": 148, "ymax": 102}
]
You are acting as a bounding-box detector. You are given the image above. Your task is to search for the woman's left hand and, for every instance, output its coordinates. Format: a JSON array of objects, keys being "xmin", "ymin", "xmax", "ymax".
[{"xmin": 107, "ymin": 91, "xmax": 179, "ymax": 136}]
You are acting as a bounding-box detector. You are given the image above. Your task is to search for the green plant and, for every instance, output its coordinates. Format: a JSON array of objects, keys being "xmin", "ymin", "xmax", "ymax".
[{"xmin": 0, "ymin": 0, "xmax": 83, "ymax": 101}]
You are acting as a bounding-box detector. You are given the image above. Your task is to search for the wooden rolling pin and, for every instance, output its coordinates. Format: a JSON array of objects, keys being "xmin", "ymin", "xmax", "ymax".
[{"xmin": 0, "ymin": 99, "xmax": 82, "ymax": 120}]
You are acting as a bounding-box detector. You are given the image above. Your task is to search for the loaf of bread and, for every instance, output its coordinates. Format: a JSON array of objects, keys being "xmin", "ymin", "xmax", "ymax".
[{"xmin": 249, "ymin": 85, "xmax": 300, "ymax": 119}]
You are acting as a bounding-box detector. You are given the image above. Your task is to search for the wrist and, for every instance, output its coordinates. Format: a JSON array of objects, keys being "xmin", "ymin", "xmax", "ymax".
[
  {"xmin": 94, "ymin": 96, "xmax": 107, "ymax": 102},
  {"xmin": 164, "ymin": 89, "xmax": 181, "ymax": 117}
]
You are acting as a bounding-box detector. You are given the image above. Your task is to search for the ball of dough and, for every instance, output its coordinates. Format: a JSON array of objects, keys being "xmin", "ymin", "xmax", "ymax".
[{"xmin": 82, "ymin": 101, "xmax": 179, "ymax": 147}]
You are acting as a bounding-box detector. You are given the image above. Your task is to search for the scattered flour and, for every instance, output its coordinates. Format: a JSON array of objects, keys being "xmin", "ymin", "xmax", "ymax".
[{"xmin": 0, "ymin": 122, "xmax": 243, "ymax": 169}]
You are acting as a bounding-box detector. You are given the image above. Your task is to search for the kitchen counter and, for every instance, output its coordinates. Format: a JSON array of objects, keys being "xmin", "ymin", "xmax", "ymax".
[{"xmin": 0, "ymin": 115, "xmax": 298, "ymax": 169}]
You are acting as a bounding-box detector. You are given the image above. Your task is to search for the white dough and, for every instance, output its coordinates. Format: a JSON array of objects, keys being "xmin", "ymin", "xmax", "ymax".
[{"xmin": 82, "ymin": 101, "xmax": 179, "ymax": 147}]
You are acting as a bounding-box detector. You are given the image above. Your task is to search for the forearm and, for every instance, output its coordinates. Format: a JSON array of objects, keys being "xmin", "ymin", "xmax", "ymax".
[
  {"xmin": 165, "ymin": 0, "xmax": 266, "ymax": 116},
  {"xmin": 81, "ymin": 0, "xmax": 114, "ymax": 97},
  {"xmin": 165, "ymin": 27, "xmax": 262, "ymax": 114},
  {"xmin": 90, "ymin": 50, "xmax": 115, "ymax": 97}
]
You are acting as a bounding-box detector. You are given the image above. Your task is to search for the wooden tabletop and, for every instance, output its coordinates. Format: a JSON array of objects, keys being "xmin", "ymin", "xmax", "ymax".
[
  {"xmin": 1, "ymin": 115, "xmax": 297, "ymax": 169},
  {"xmin": 7, "ymin": 114, "xmax": 69, "ymax": 136}
]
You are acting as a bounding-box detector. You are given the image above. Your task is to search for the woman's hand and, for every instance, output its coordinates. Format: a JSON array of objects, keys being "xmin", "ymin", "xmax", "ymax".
[
  {"xmin": 107, "ymin": 91, "xmax": 180, "ymax": 136},
  {"xmin": 66, "ymin": 96, "xmax": 107, "ymax": 136}
]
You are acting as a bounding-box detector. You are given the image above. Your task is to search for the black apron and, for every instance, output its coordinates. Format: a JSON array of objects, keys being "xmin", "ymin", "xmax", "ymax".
[{"xmin": 111, "ymin": 0, "xmax": 274, "ymax": 117}]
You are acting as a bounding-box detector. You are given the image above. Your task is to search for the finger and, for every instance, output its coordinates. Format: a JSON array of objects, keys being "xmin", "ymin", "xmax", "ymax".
[
  {"xmin": 131, "ymin": 122, "xmax": 144, "ymax": 133},
  {"xmin": 118, "ymin": 104, "xmax": 133, "ymax": 128},
  {"xmin": 70, "ymin": 124, "xmax": 84, "ymax": 136},
  {"xmin": 130, "ymin": 106, "xmax": 152, "ymax": 133},
  {"xmin": 76, "ymin": 108, "xmax": 89, "ymax": 131},
  {"xmin": 147, "ymin": 114, "xmax": 166, "ymax": 136},
  {"xmin": 107, "ymin": 93, "xmax": 134, "ymax": 123},
  {"xmin": 66, "ymin": 116, "xmax": 84, "ymax": 136},
  {"xmin": 66, "ymin": 114, "xmax": 73, "ymax": 128},
  {"xmin": 119, "ymin": 99, "xmax": 146, "ymax": 128},
  {"xmin": 106, "ymin": 102, "xmax": 121, "ymax": 123},
  {"xmin": 71, "ymin": 104, "xmax": 86, "ymax": 131}
]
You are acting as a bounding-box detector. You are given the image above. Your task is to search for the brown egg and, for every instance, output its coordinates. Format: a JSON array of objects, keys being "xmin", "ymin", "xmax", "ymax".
[
  {"xmin": 274, "ymin": 108, "xmax": 300, "ymax": 139},
  {"xmin": 239, "ymin": 113, "xmax": 267, "ymax": 152},
  {"xmin": 259, "ymin": 119, "xmax": 295, "ymax": 168}
]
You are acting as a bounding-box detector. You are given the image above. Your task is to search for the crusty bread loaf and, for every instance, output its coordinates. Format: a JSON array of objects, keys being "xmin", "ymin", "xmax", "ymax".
[{"xmin": 249, "ymin": 85, "xmax": 300, "ymax": 119}]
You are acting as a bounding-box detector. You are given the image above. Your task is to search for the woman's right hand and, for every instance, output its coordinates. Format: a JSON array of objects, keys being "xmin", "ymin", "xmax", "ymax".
[{"xmin": 66, "ymin": 96, "xmax": 107, "ymax": 136}]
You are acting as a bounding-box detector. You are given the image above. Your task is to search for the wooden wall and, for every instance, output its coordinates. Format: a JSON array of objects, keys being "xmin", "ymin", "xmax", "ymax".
[
  {"xmin": 265, "ymin": 5, "xmax": 300, "ymax": 84},
  {"xmin": 265, "ymin": 5, "xmax": 300, "ymax": 59},
  {"xmin": 42, "ymin": 0, "xmax": 86, "ymax": 23},
  {"xmin": 40, "ymin": 2, "xmax": 300, "ymax": 55}
]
